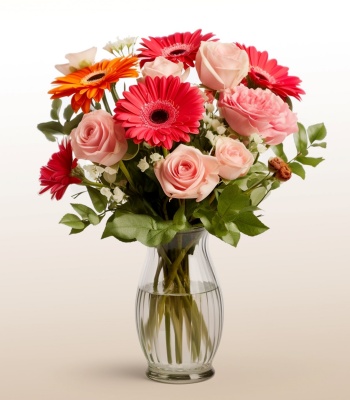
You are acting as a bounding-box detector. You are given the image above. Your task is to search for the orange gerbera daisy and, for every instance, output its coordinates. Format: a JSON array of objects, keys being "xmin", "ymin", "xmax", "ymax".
[{"xmin": 48, "ymin": 56, "xmax": 139, "ymax": 113}]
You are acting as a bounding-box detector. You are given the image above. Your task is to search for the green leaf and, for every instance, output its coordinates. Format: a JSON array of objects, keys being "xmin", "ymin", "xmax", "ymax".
[
  {"xmin": 37, "ymin": 121, "xmax": 64, "ymax": 140},
  {"xmin": 311, "ymin": 141, "xmax": 327, "ymax": 148},
  {"xmin": 289, "ymin": 162, "xmax": 306, "ymax": 179},
  {"xmin": 87, "ymin": 186, "xmax": 107, "ymax": 213},
  {"xmin": 70, "ymin": 203, "xmax": 100, "ymax": 225},
  {"xmin": 59, "ymin": 213, "xmax": 85, "ymax": 229},
  {"xmin": 246, "ymin": 174, "xmax": 264, "ymax": 189},
  {"xmin": 250, "ymin": 187, "xmax": 267, "ymax": 206},
  {"xmin": 218, "ymin": 185, "xmax": 250, "ymax": 222},
  {"xmin": 294, "ymin": 122, "xmax": 308, "ymax": 155},
  {"xmin": 173, "ymin": 205, "xmax": 190, "ymax": 230},
  {"xmin": 212, "ymin": 214, "xmax": 228, "ymax": 237},
  {"xmin": 307, "ymin": 123, "xmax": 327, "ymax": 144},
  {"xmin": 249, "ymin": 161, "xmax": 269, "ymax": 173},
  {"xmin": 63, "ymin": 113, "xmax": 84, "ymax": 134},
  {"xmin": 234, "ymin": 212, "xmax": 269, "ymax": 237},
  {"xmin": 50, "ymin": 99, "xmax": 62, "ymax": 120},
  {"xmin": 102, "ymin": 211, "xmax": 178, "ymax": 246},
  {"xmin": 270, "ymin": 180, "xmax": 281, "ymax": 190},
  {"xmin": 123, "ymin": 140, "xmax": 139, "ymax": 161},
  {"xmin": 271, "ymin": 143, "xmax": 288, "ymax": 162},
  {"xmin": 193, "ymin": 208, "xmax": 216, "ymax": 235},
  {"xmin": 221, "ymin": 222, "xmax": 241, "ymax": 247},
  {"xmin": 50, "ymin": 110, "xmax": 58, "ymax": 121},
  {"xmin": 63, "ymin": 104, "xmax": 74, "ymax": 121},
  {"xmin": 295, "ymin": 156, "xmax": 324, "ymax": 167},
  {"xmin": 284, "ymin": 96, "xmax": 293, "ymax": 110},
  {"xmin": 70, "ymin": 221, "xmax": 90, "ymax": 235}
]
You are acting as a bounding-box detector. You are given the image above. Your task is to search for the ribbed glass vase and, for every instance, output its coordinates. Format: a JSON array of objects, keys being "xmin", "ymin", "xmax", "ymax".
[{"xmin": 135, "ymin": 228, "xmax": 223, "ymax": 384}]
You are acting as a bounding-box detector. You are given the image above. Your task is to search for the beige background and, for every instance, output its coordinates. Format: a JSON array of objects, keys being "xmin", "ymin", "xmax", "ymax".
[{"xmin": 1, "ymin": 1, "xmax": 349, "ymax": 399}]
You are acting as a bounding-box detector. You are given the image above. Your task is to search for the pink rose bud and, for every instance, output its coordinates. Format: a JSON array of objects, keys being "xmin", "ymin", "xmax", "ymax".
[
  {"xmin": 70, "ymin": 109, "xmax": 128, "ymax": 166},
  {"xmin": 139, "ymin": 56, "xmax": 190, "ymax": 82},
  {"xmin": 215, "ymin": 136, "xmax": 254, "ymax": 180}
]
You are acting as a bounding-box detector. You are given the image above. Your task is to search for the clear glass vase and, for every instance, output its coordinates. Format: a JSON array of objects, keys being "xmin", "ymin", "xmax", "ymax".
[{"xmin": 135, "ymin": 228, "xmax": 223, "ymax": 384}]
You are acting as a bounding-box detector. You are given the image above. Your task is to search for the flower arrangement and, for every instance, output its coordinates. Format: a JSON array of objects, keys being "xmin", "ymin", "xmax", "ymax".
[
  {"xmin": 38, "ymin": 29, "xmax": 326, "ymax": 247},
  {"xmin": 38, "ymin": 29, "xmax": 327, "ymax": 382}
]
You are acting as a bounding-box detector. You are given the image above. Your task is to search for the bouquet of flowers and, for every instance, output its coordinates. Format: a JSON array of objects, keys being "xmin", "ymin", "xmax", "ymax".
[
  {"xmin": 38, "ymin": 29, "xmax": 327, "ymax": 381},
  {"xmin": 38, "ymin": 29, "xmax": 326, "ymax": 246}
]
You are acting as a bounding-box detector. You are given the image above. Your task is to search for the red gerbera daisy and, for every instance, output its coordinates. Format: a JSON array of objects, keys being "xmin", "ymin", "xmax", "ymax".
[
  {"xmin": 137, "ymin": 29, "xmax": 217, "ymax": 69},
  {"xmin": 39, "ymin": 138, "xmax": 82, "ymax": 200},
  {"xmin": 236, "ymin": 44, "xmax": 305, "ymax": 101},
  {"xmin": 114, "ymin": 75, "xmax": 205, "ymax": 149}
]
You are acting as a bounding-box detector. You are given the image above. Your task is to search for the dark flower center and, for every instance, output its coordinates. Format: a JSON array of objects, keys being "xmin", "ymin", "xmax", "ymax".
[
  {"xmin": 86, "ymin": 72, "xmax": 105, "ymax": 82},
  {"xmin": 150, "ymin": 109, "xmax": 169, "ymax": 124},
  {"xmin": 254, "ymin": 72, "xmax": 269, "ymax": 81},
  {"xmin": 169, "ymin": 49, "xmax": 187, "ymax": 56}
]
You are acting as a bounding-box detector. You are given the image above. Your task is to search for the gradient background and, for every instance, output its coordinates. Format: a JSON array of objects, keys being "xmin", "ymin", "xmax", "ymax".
[{"xmin": 1, "ymin": 1, "xmax": 349, "ymax": 399}]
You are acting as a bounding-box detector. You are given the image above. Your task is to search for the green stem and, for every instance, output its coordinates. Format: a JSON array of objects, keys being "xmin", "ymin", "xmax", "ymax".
[
  {"xmin": 208, "ymin": 190, "xmax": 217, "ymax": 205},
  {"xmin": 162, "ymin": 147, "xmax": 169, "ymax": 158},
  {"xmin": 244, "ymin": 172, "xmax": 273, "ymax": 195},
  {"xmin": 163, "ymin": 240, "xmax": 196, "ymax": 293},
  {"xmin": 80, "ymin": 178, "xmax": 105, "ymax": 188},
  {"xmin": 119, "ymin": 160, "xmax": 136, "ymax": 190},
  {"xmin": 287, "ymin": 144, "xmax": 312, "ymax": 164},
  {"xmin": 153, "ymin": 258, "xmax": 163, "ymax": 292},
  {"xmin": 165, "ymin": 300, "xmax": 172, "ymax": 364},
  {"xmin": 256, "ymin": 186, "xmax": 273, "ymax": 207},
  {"xmin": 162, "ymin": 198, "xmax": 169, "ymax": 220},
  {"xmin": 102, "ymin": 93, "xmax": 112, "ymax": 114},
  {"xmin": 111, "ymin": 84, "xmax": 120, "ymax": 103}
]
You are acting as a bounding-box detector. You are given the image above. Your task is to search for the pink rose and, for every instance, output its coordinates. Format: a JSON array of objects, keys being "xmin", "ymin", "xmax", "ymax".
[
  {"xmin": 70, "ymin": 109, "xmax": 127, "ymax": 166},
  {"xmin": 218, "ymin": 86, "xmax": 298, "ymax": 145},
  {"xmin": 215, "ymin": 136, "xmax": 254, "ymax": 180},
  {"xmin": 195, "ymin": 42, "xmax": 249, "ymax": 91},
  {"xmin": 154, "ymin": 144, "xmax": 220, "ymax": 202},
  {"xmin": 139, "ymin": 56, "xmax": 190, "ymax": 82}
]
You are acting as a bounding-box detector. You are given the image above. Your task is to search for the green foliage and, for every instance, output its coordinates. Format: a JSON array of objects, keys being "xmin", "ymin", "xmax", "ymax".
[
  {"xmin": 294, "ymin": 123, "xmax": 308, "ymax": 155},
  {"xmin": 37, "ymin": 99, "xmax": 83, "ymax": 141},
  {"xmin": 289, "ymin": 162, "xmax": 306, "ymax": 179},
  {"xmin": 70, "ymin": 203, "xmax": 100, "ymax": 225},
  {"xmin": 59, "ymin": 213, "xmax": 85, "ymax": 230},
  {"xmin": 295, "ymin": 156, "xmax": 324, "ymax": 167},
  {"xmin": 123, "ymin": 140, "xmax": 139, "ymax": 160},
  {"xmin": 102, "ymin": 211, "xmax": 182, "ymax": 246},
  {"xmin": 307, "ymin": 123, "xmax": 327, "ymax": 144},
  {"xmin": 287, "ymin": 122, "xmax": 327, "ymax": 178},
  {"xmin": 87, "ymin": 187, "xmax": 108, "ymax": 213},
  {"xmin": 271, "ymin": 143, "xmax": 288, "ymax": 162},
  {"xmin": 193, "ymin": 184, "xmax": 268, "ymax": 247},
  {"xmin": 59, "ymin": 202, "xmax": 105, "ymax": 235}
]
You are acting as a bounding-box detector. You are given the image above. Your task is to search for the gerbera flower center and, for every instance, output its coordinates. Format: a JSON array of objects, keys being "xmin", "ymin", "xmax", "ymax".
[
  {"xmin": 169, "ymin": 49, "xmax": 186, "ymax": 56},
  {"xmin": 252, "ymin": 66, "xmax": 276, "ymax": 84},
  {"xmin": 87, "ymin": 72, "xmax": 106, "ymax": 81},
  {"xmin": 141, "ymin": 100, "xmax": 178, "ymax": 129},
  {"xmin": 82, "ymin": 70, "xmax": 107, "ymax": 84},
  {"xmin": 162, "ymin": 43, "xmax": 192, "ymax": 58},
  {"xmin": 150, "ymin": 109, "xmax": 169, "ymax": 124}
]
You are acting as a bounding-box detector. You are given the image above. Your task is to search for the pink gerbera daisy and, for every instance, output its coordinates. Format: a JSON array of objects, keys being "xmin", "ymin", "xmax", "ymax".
[
  {"xmin": 137, "ymin": 29, "xmax": 217, "ymax": 69},
  {"xmin": 236, "ymin": 44, "xmax": 305, "ymax": 101},
  {"xmin": 114, "ymin": 75, "xmax": 205, "ymax": 149},
  {"xmin": 39, "ymin": 138, "xmax": 82, "ymax": 200}
]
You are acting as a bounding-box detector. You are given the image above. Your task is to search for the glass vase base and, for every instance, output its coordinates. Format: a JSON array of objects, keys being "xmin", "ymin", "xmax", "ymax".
[{"xmin": 146, "ymin": 365, "xmax": 215, "ymax": 384}]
